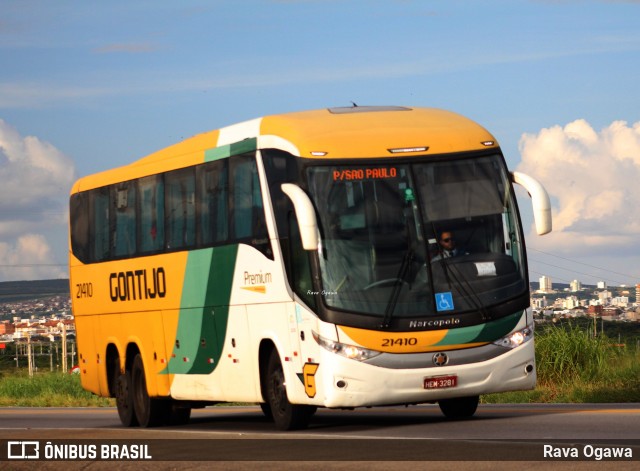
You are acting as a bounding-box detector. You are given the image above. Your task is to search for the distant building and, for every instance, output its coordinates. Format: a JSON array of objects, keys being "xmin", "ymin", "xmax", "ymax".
[
  {"xmin": 597, "ymin": 281, "xmax": 607, "ymax": 290},
  {"xmin": 602, "ymin": 307, "xmax": 622, "ymax": 319},
  {"xmin": 531, "ymin": 296, "xmax": 548, "ymax": 309},
  {"xmin": 564, "ymin": 296, "xmax": 580, "ymax": 309},
  {"xmin": 539, "ymin": 276, "xmax": 552, "ymax": 293},
  {"xmin": 570, "ymin": 279, "xmax": 582, "ymax": 292},
  {"xmin": 598, "ymin": 290, "xmax": 612, "ymax": 305},
  {"xmin": 570, "ymin": 306, "xmax": 588, "ymax": 317},
  {"xmin": 0, "ymin": 317, "xmax": 74, "ymax": 341},
  {"xmin": 611, "ymin": 296, "xmax": 629, "ymax": 308},
  {"xmin": 588, "ymin": 305, "xmax": 604, "ymax": 316},
  {"xmin": 0, "ymin": 321, "xmax": 15, "ymax": 336}
]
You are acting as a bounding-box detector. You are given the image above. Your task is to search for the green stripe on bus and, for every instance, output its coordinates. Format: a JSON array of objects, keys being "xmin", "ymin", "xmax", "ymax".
[
  {"xmin": 205, "ymin": 138, "xmax": 258, "ymax": 162},
  {"xmin": 164, "ymin": 245, "xmax": 238, "ymax": 374},
  {"xmin": 473, "ymin": 311, "xmax": 522, "ymax": 342},
  {"xmin": 436, "ymin": 311, "xmax": 522, "ymax": 346},
  {"xmin": 435, "ymin": 322, "xmax": 485, "ymax": 346}
]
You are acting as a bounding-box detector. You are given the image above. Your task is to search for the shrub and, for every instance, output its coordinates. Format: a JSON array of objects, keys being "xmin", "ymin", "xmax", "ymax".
[{"xmin": 535, "ymin": 323, "xmax": 623, "ymax": 385}]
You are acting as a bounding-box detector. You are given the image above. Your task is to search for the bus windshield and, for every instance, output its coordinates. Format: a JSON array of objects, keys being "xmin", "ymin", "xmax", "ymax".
[{"xmin": 306, "ymin": 154, "xmax": 526, "ymax": 319}]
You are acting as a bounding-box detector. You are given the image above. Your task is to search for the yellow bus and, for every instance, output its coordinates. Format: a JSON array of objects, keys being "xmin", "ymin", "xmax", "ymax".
[{"xmin": 69, "ymin": 106, "xmax": 551, "ymax": 430}]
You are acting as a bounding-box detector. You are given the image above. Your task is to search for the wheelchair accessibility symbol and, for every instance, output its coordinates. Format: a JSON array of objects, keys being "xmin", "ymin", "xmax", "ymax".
[{"xmin": 435, "ymin": 292, "xmax": 454, "ymax": 312}]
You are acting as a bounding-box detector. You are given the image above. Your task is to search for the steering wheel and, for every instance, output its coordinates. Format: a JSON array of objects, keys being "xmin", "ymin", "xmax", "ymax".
[{"xmin": 363, "ymin": 278, "xmax": 409, "ymax": 290}]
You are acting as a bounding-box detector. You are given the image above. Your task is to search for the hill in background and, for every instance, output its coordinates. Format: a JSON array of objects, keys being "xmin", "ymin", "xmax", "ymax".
[{"xmin": 0, "ymin": 279, "xmax": 70, "ymax": 303}]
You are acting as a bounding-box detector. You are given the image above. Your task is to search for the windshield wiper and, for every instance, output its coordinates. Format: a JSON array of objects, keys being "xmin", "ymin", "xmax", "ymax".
[
  {"xmin": 380, "ymin": 248, "xmax": 413, "ymax": 329},
  {"xmin": 429, "ymin": 223, "xmax": 490, "ymax": 321},
  {"xmin": 434, "ymin": 253, "xmax": 491, "ymax": 322}
]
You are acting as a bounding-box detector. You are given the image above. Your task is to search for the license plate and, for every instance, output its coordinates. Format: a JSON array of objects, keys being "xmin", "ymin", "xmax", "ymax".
[{"xmin": 424, "ymin": 375, "xmax": 457, "ymax": 390}]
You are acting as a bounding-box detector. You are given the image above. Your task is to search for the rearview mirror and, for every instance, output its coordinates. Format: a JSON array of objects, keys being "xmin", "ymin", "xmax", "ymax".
[
  {"xmin": 511, "ymin": 171, "xmax": 552, "ymax": 235},
  {"xmin": 281, "ymin": 183, "xmax": 319, "ymax": 250}
]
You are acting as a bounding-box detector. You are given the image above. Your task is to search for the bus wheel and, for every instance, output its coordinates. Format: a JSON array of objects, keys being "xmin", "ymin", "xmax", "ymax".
[
  {"xmin": 438, "ymin": 395, "xmax": 479, "ymax": 419},
  {"xmin": 114, "ymin": 358, "xmax": 138, "ymax": 427},
  {"xmin": 131, "ymin": 354, "xmax": 167, "ymax": 427},
  {"xmin": 265, "ymin": 351, "xmax": 316, "ymax": 430}
]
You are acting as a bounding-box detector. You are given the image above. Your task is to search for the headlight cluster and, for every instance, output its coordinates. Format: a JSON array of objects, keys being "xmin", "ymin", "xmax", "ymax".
[
  {"xmin": 492, "ymin": 324, "xmax": 534, "ymax": 349},
  {"xmin": 312, "ymin": 331, "xmax": 382, "ymax": 361}
]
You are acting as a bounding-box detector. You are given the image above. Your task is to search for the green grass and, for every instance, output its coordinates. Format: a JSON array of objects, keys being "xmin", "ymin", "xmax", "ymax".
[
  {"xmin": 0, "ymin": 371, "xmax": 113, "ymax": 407},
  {"xmin": 0, "ymin": 323, "xmax": 638, "ymax": 407}
]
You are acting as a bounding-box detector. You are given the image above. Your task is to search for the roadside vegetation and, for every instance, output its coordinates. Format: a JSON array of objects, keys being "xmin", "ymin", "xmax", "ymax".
[
  {"xmin": 0, "ymin": 322, "xmax": 638, "ymax": 407},
  {"xmin": 0, "ymin": 370, "xmax": 113, "ymax": 407}
]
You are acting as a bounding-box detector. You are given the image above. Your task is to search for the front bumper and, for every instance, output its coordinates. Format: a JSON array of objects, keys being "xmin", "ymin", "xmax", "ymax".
[{"xmin": 318, "ymin": 339, "xmax": 535, "ymax": 408}]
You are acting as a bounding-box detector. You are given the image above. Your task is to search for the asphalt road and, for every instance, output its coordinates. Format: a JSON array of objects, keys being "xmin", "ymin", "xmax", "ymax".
[{"xmin": 0, "ymin": 404, "xmax": 638, "ymax": 470}]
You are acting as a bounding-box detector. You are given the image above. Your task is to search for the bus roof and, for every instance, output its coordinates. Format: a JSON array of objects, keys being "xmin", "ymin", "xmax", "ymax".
[{"xmin": 72, "ymin": 106, "xmax": 499, "ymax": 192}]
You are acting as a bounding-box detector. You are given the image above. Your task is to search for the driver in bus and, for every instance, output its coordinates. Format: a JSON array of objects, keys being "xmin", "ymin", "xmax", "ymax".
[
  {"xmin": 432, "ymin": 230, "xmax": 464, "ymax": 261},
  {"xmin": 413, "ymin": 229, "xmax": 466, "ymax": 284}
]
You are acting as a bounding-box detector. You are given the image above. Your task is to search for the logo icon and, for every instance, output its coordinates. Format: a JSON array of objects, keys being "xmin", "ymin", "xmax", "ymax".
[
  {"xmin": 7, "ymin": 441, "xmax": 40, "ymax": 460},
  {"xmin": 301, "ymin": 362, "xmax": 319, "ymax": 398},
  {"xmin": 435, "ymin": 292, "xmax": 454, "ymax": 312},
  {"xmin": 432, "ymin": 352, "xmax": 448, "ymax": 367}
]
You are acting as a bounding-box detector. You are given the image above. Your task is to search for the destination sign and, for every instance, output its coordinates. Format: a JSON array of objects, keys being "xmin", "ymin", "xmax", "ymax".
[{"xmin": 332, "ymin": 167, "xmax": 397, "ymax": 181}]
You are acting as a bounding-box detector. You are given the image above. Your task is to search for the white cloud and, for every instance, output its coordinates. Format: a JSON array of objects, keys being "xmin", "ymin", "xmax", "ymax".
[
  {"xmin": 0, "ymin": 120, "xmax": 75, "ymax": 281},
  {"xmin": 517, "ymin": 119, "xmax": 640, "ymax": 258},
  {"xmin": 0, "ymin": 234, "xmax": 66, "ymax": 281}
]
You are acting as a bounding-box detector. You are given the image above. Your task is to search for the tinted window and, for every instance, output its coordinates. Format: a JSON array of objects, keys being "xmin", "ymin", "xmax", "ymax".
[
  {"xmin": 231, "ymin": 155, "xmax": 265, "ymax": 240},
  {"xmin": 199, "ymin": 159, "xmax": 229, "ymax": 245},
  {"xmin": 92, "ymin": 187, "xmax": 110, "ymax": 262},
  {"xmin": 69, "ymin": 193, "xmax": 89, "ymax": 263},
  {"xmin": 70, "ymin": 152, "xmax": 272, "ymax": 263},
  {"xmin": 113, "ymin": 182, "xmax": 137, "ymax": 258},
  {"xmin": 165, "ymin": 168, "xmax": 195, "ymax": 250},
  {"xmin": 139, "ymin": 175, "xmax": 164, "ymax": 253}
]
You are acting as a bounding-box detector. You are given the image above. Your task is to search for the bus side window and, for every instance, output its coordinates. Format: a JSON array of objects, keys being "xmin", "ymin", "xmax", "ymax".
[
  {"xmin": 199, "ymin": 159, "xmax": 229, "ymax": 246},
  {"xmin": 230, "ymin": 153, "xmax": 270, "ymax": 257},
  {"xmin": 139, "ymin": 175, "xmax": 165, "ymax": 253},
  {"xmin": 165, "ymin": 168, "xmax": 196, "ymax": 250},
  {"xmin": 112, "ymin": 182, "xmax": 137, "ymax": 258},
  {"xmin": 262, "ymin": 149, "xmax": 300, "ymax": 286},
  {"xmin": 92, "ymin": 187, "xmax": 110, "ymax": 262},
  {"xmin": 70, "ymin": 192, "xmax": 89, "ymax": 263}
]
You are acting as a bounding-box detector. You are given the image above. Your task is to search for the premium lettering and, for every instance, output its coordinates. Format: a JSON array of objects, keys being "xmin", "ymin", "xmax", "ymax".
[
  {"xmin": 109, "ymin": 267, "xmax": 166, "ymax": 302},
  {"xmin": 244, "ymin": 270, "xmax": 272, "ymax": 285}
]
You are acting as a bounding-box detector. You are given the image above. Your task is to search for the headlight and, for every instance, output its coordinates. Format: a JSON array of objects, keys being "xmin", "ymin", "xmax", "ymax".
[
  {"xmin": 492, "ymin": 324, "xmax": 534, "ymax": 349},
  {"xmin": 312, "ymin": 331, "xmax": 382, "ymax": 361}
]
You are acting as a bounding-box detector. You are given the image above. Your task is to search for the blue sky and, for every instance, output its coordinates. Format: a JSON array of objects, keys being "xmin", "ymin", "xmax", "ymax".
[{"xmin": 1, "ymin": 0, "xmax": 640, "ymax": 288}]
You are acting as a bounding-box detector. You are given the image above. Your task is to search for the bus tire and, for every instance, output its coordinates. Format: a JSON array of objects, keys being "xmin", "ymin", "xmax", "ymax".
[
  {"xmin": 131, "ymin": 354, "xmax": 167, "ymax": 427},
  {"xmin": 114, "ymin": 358, "xmax": 138, "ymax": 427},
  {"xmin": 265, "ymin": 350, "xmax": 316, "ymax": 430},
  {"xmin": 438, "ymin": 395, "xmax": 479, "ymax": 419}
]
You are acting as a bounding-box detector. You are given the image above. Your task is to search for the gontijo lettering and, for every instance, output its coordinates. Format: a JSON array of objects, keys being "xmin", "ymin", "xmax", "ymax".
[{"xmin": 109, "ymin": 267, "xmax": 166, "ymax": 302}]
